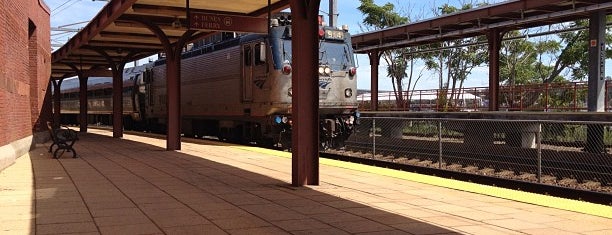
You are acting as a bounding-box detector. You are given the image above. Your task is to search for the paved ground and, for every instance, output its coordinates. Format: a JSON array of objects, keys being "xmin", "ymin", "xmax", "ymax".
[{"xmin": 1, "ymin": 129, "xmax": 611, "ymax": 234}]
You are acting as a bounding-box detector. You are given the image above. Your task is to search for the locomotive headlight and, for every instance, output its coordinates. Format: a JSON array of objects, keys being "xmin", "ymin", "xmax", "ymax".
[
  {"xmin": 344, "ymin": 88, "xmax": 353, "ymax": 98},
  {"xmin": 324, "ymin": 66, "xmax": 331, "ymax": 75},
  {"xmin": 282, "ymin": 116, "xmax": 289, "ymax": 123},
  {"xmin": 319, "ymin": 66, "xmax": 331, "ymax": 75}
]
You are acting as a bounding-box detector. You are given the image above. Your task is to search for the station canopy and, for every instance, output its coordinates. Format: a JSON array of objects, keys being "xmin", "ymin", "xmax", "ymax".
[
  {"xmin": 351, "ymin": 0, "xmax": 612, "ymax": 53},
  {"xmin": 51, "ymin": 0, "xmax": 289, "ymax": 79}
]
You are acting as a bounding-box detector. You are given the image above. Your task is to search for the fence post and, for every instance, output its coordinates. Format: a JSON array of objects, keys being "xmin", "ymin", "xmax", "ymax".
[
  {"xmin": 537, "ymin": 123, "xmax": 542, "ymax": 183},
  {"xmin": 544, "ymin": 83, "xmax": 549, "ymax": 112},
  {"xmin": 438, "ymin": 120, "xmax": 443, "ymax": 169},
  {"xmin": 372, "ymin": 118, "xmax": 376, "ymax": 159}
]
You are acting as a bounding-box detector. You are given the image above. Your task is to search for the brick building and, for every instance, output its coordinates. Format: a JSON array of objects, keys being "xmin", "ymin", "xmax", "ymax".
[{"xmin": 0, "ymin": 0, "xmax": 51, "ymax": 171}]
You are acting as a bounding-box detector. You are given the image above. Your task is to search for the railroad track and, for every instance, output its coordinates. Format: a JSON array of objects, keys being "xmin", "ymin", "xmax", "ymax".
[
  {"xmin": 340, "ymin": 140, "xmax": 612, "ymax": 185},
  {"xmin": 321, "ymin": 136, "xmax": 612, "ymax": 203}
]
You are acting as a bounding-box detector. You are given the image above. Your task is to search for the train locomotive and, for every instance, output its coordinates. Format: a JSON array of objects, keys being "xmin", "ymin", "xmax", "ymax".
[{"xmin": 60, "ymin": 14, "xmax": 359, "ymax": 149}]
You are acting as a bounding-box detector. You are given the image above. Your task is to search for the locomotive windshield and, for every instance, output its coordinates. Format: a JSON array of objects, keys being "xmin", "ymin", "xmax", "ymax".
[
  {"xmin": 319, "ymin": 42, "xmax": 354, "ymax": 71},
  {"xmin": 269, "ymin": 23, "xmax": 354, "ymax": 72},
  {"xmin": 281, "ymin": 40, "xmax": 292, "ymax": 63},
  {"xmin": 278, "ymin": 39, "xmax": 354, "ymax": 71}
]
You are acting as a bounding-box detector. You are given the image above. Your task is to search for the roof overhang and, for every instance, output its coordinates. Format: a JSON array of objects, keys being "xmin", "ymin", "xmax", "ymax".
[
  {"xmin": 351, "ymin": 0, "xmax": 612, "ymax": 53},
  {"xmin": 51, "ymin": 0, "xmax": 289, "ymax": 79}
]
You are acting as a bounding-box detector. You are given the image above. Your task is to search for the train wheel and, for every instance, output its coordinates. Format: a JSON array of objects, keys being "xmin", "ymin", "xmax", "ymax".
[
  {"xmin": 320, "ymin": 140, "xmax": 331, "ymax": 151},
  {"xmin": 279, "ymin": 130, "xmax": 291, "ymax": 150},
  {"xmin": 258, "ymin": 138, "xmax": 275, "ymax": 148}
]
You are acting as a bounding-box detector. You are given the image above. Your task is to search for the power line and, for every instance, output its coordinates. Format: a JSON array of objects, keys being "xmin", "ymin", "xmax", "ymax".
[
  {"xmin": 54, "ymin": 20, "xmax": 89, "ymax": 28},
  {"xmin": 54, "ymin": 0, "xmax": 83, "ymax": 16},
  {"xmin": 51, "ymin": 31, "xmax": 74, "ymax": 36},
  {"xmin": 51, "ymin": 0, "xmax": 76, "ymax": 13}
]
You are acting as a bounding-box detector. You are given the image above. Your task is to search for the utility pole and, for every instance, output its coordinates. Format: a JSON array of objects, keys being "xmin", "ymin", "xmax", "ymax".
[{"xmin": 328, "ymin": 0, "xmax": 338, "ymax": 28}]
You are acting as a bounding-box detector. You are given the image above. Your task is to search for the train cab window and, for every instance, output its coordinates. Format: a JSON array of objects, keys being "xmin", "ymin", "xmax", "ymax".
[
  {"xmin": 244, "ymin": 45, "xmax": 252, "ymax": 66},
  {"xmin": 255, "ymin": 43, "xmax": 266, "ymax": 65}
]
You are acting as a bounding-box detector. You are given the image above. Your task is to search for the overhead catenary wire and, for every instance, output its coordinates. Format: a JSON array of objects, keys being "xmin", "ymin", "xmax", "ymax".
[
  {"xmin": 51, "ymin": 0, "xmax": 77, "ymax": 13},
  {"xmin": 53, "ymin": 0, "xmax": 83, "ymax": 16}
]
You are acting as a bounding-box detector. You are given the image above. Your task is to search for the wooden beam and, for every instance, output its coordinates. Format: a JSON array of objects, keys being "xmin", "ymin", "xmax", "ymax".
[
  {"xmin": 86, "ymin": 41, "xmax": 164, "ymax": 50},
  {"xmin": 99, "ymin": 31, "xmax": 180, "ymax": 41}
]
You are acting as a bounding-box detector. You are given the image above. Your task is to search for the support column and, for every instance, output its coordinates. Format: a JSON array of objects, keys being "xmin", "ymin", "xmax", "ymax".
[
  {"xmin": 135, "ymin": 19, "xmax": 195, "ymax": 150},
  {"xmin": 487, "ymin": 30, "xmax": 503, "ymax": 111},
  {"xmin": 79, "ymin": 76, "xmax": 89, "ymax": 133},
  {"xmin": 111, "ymin": 63, "xmax": 126, "ymax": 138},
  {"xmin": 165, "ymin": 49, "xmax": 182, "ymax": 150},
  {"xmin": 290, "ymin": 0, "xmax": 321, "ymax": 186},
  {"xmin": 51, "ymin": 79, "xmax": 63, "ymax": 127},
  {"xmin": 368, "ymin": 51, "xmax": 381, "ymax": 111},
  {"xmin": 91, "ymin": 49, "xmax": 127, "ymax": 138},
  {"xmin": 65, "ymin": 63, "xmax": 89, "ymax": 133},
  {"xmin": 585, "ymin": 11, "xmax": 606, "ymax": 154}
]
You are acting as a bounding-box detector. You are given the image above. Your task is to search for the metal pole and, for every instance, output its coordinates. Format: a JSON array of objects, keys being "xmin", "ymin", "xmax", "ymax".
[
  {"xmin": 537, "ymin": 123, "xmax": 542, "ymax": 183},
  {"xmin": 186, "ymin": 0, "xmax": 190, "ymax": 29},
  {"xmin": 487, "ymin": 30, "xmax": 502, "ymax": 111},
  {"xmin": 438, "ymin": 121, "xmax": 442, "ymax": 169},
  {"xmin": 372, "ymin": 118, "xmax": 376, "ymax": 159},
  {"xmin": 328, "ymin": 0, "xmax": 337, "ymax": 28},
  {"xmin": 585, "ymin": 10, "xmax": 606, "ymax": 153}
]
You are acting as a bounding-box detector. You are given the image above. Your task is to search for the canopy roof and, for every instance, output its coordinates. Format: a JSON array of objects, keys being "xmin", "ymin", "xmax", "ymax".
[
  {"xmin": 352, "ymin": 0, "xmax": 612, "ymax": 53},
  {"xmin": 51, "ymin": 0, "xmax": 289, "ymax": 79}
]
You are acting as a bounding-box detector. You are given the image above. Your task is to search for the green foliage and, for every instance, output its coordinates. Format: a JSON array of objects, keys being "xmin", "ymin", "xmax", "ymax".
[
  {"xmin": 422, "ymin": 3, "xmax": 488, "ymax": 110},
  {"xmin": 502, "ymin": 16, "xmax": 612, "ymax": 87},
  {"xmin": 499, "ymin": 16, "xmax": 612, "ymax": 109},
  {"xmin": 358, "ymin": 0, "xmax": 409, "ymax": 107},
  {"xmin": 358, "ymin": 0, "xmax": 408, "ymax": 30},
  {"xmin": 542, "ymin": 124, "xmax": 612, "ymax": 145},
  {"xmin": 557, "ymin": 17, "xmax": 612, "ymax": 81}
]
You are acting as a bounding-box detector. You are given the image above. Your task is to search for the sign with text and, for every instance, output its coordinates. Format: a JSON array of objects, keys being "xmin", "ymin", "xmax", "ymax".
[{"xmin": 189, "ymin": 13, "xmax": 267, "ymax": 34}]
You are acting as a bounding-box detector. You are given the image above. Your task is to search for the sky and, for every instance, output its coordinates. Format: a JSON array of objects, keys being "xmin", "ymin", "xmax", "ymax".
[{"xmin": 46, "ymin": 0, "xmax": 609, "ymax": 91}]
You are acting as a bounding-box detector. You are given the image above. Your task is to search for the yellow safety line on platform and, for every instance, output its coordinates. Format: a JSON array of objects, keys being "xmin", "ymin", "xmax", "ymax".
[{"xmin": 232, "ymin": 145, "xmax": 612, "ymax": 219}]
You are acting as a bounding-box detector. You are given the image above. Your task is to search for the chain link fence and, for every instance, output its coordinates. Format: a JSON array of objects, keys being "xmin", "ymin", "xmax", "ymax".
[{"xmin": 343, "ymin": 116, "xmax": 612, "ymax": 193}]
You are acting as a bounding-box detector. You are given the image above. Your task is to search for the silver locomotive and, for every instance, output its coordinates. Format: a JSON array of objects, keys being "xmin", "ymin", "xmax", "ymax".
[{"xmin": 61, "ymin": 15, "xmax": 359, "ymax": 149}]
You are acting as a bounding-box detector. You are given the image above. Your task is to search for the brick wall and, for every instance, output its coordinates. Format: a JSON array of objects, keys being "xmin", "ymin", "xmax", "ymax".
[{"xmin": 0, "ymin": 0, "xmax": 50, "ymax": 150}]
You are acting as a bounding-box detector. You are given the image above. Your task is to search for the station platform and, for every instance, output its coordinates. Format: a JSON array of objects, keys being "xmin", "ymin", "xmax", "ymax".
[{"xmin": 1, "ymin": 129, "xmax": 611, "ymax": 235}]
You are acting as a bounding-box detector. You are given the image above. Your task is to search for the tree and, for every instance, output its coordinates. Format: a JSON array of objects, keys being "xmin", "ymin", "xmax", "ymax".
[
  {"xmin": 358, "ymin": 0, "xmax": 408, "ymax": 108},
  {"xmin": 422, "ymin": 3, "xmax": 487, "ymax": 111},
  {"xmin": 499, "ymin": 16, "xmax": 612, "ymax": 110},
  {"xmin": 500, "ymin": 30, "xmax": 539, "ymax": 86},
  {"xmin": 553, "ymin": 17, "xmax": 612, "ymax": 82}
]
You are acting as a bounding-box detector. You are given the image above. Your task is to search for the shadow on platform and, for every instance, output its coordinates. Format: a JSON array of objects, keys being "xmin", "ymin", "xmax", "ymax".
[{"xmin": 29, "ymin": 131, "xmax": 460, "ymax": 234}]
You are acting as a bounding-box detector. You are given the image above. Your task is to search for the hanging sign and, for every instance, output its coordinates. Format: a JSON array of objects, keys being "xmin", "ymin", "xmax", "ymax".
[{"xmin": 189, "ymin": 13, "xmax": 267, "ymax": 34}]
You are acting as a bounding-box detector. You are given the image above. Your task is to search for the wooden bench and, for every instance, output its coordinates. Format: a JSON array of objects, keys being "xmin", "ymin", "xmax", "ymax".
[{"xmin": 47, "ymin": 121, "xmax": 78, "ymax": 158}]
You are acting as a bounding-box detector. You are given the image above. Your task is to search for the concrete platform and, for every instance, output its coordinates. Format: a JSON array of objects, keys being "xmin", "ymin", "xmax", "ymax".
[{"xmin": 1, "ymin": 129, "xmax": 611, "ymax": 235}]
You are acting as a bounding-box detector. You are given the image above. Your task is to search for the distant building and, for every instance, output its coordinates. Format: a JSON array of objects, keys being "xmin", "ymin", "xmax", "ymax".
[{"xmin": 0, "ymin": 0, "xmax": 51, "ymax": 171}]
